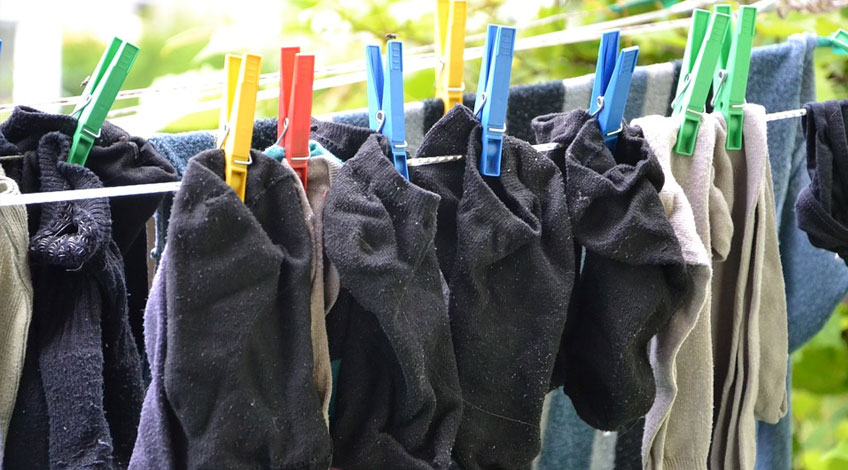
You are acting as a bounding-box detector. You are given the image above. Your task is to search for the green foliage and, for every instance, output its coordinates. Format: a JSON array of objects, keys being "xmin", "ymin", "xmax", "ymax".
[
  {"xmin": 792, "ymin": 303, "xmax": 848, "ymax": 469},
  {"xmin": 64, "ymin": 1, "xmax": 848, "ymax": 133}
]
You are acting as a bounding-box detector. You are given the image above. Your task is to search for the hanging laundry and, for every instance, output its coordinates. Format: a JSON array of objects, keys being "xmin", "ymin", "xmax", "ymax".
[
  {"xmin": 322, "ymin": 133, "xmax": 462, "ymax": 470},
  {"xmin": 288, "ymin": 160, "xmax": 333, "ymax": 425},
  {"xmin": 796, "ymin": 99, "xmax": 848, "ymax": 262},
  {"xmin": 1, "ymin": 127, "xmax": 143, "ymax": 470},
  {"xmin": 276, "ymin": 144, "xmax": 345, "ymax": 426},
  {"xmin": 130, "ymin": 149, "xmax": 332, "ymax": 469},
  {"xmin": 532, "ymin": 109, "xmax": 691, "ymax": 432},
  {"xmin": 632, "ymin": 112, "xmax": 723, "ymax": 470},
  {"xmin": 263, "ymin": 137, "xmax": 345, "ymax": 425},
  {"xmin": 78, "ymin": 121, "xmax": 178, "ymax": 378},
  {"xmin": 409, "ymin": 105, "xmax": 575, "ymax": 470},
  {"xmin": 526, "ymin": 33, "xmax": 848, "ymax": 470},
  {"xmin": 707, "ymin": 105, "xmax": 788, "ymax": 470},
  {"xmin": 0, "ymin": 156, "xmax": 32, "ymax": 458}
]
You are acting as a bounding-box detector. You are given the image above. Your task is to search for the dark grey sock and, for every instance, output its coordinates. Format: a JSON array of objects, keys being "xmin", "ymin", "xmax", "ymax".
[
  {"xmin": 323, "ymin": 134, "xmax": 463, "ymax": 470},
  {"xmin": 411, "ymin": 105, "xmax": 575, "ymax": 470},
  {"xmin": 157, "ymin": 149, "xmax": 331, "ymax": 468},
  {"xmin": 796, "ymin": 99, "xmax": 848, "ymax": 261},
  {"xmin": 532, "ymin": 110, "xmax": 691, "ymax": 431}
]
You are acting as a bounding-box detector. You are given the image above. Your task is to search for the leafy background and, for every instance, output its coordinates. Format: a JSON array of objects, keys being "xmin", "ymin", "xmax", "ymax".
[{"xmin": 53, "ymin": 1, "xmax": 848, "ymax": 468}]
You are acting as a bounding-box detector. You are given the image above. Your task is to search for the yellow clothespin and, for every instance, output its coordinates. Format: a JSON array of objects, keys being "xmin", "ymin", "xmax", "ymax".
[
  {"xmin": 435, "ymin": 0, "xmax": 467, "ymax": 114},
  {"xmin": 219, "ymin": 53, "xmax": 262, "ymax": 201}
]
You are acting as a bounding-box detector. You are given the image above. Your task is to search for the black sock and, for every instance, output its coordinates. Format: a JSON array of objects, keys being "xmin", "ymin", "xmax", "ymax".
[
  {"xmin": 155, "ymin": 149, "xmax": 331, "ymax": 468},
  {"xmin": 796, "ymin": 99, "xmax": 848, "ymax": 262},
  {"xmin": 84, "ymin": 121, "xmax": 178, "ymax": 379},
  {"xmin": 411, "ymin": 105, "xmax": 576, "ymax": 470},
  {"xmin": 309, "ymin": 117, "xmax": 377, "ymax": 162},
  {"xmin": 532, "ymin": 110, "xmax": 692, "ymax": 431},
  {"xmin": 323, "ymin": 134, "xmax": 463, "ymax": 470},
  {"xmin": 5, "ymin": 131, "xmax": 121, "ymax": 469}
]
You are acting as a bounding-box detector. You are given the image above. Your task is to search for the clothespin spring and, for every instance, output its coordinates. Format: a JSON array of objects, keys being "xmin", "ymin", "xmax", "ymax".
[
  {"xmin": 671, "ymin": 73, "xmax": 692, "ymax": 110},
  {"xmin": 710, "ymin": 69, "xmax": 728, "ymax": 107},
  {"xmin": 273, "ymin": 118, "xmax": 311, "ymax": 162},
  {"xmin": 217, "ymin": 124, "xmax": 253, "ymax": 165},
  {"xmin": 591, "ymin": 95, "xmax": 605, "ymax": 117},
  {"xmin": 473, "ymin": 92, "xmax": 488, "ymax": 116},
  {"xmin": 590, "ymin": 97, "xmax": 624, "ymax": 137},
  {"xmin": 70, "ymin": 94, "xmax": 94, "ymax": 119},
  {"xmin": 374, "ymin": 110, "xmax": 410, "ymax": 152}
]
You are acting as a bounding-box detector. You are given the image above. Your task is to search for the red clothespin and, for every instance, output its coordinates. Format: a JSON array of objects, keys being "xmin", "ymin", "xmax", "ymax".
[{"xmin": 278, "ymin": 46, "xmax": 314, "ymax": 189}]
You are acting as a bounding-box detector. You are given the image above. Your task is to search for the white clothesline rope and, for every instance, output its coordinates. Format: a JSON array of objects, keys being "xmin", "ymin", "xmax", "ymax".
[
  {"xmin": 764, "ymin": 107, "xmax": 807, "ymax": 122},
  {"xmin": 0, "ymin": 108, "xmax": 808, "ymax": 207},
  {"xmin": 0, "ymin": 0, "xmax": 720, "ymax": 116}
]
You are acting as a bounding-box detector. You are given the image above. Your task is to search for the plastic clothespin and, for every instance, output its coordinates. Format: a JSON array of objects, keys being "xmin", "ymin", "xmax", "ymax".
[
  {"xmin": 826, "ymin": 29, "xmax": 848, "ymax": 54},
  {"xmin": 473, "ymin": 25, "xmax": 516, "ymax": 177},
  {"xmin": 435, "ymin": 0, "xmax": 467, "ymax": 114},
  {"xmin": 67, "ymin": 37, "xmax": 139, "ymax": 166},
  {"xmin": 671, "ymin": 10, "xmax": 731, "ymax": 156},
  {"xmin": 220, "ymin": 53, "xmax": 262, "ymax": 201},
  {"xmin": 278, "ymin": 47, "xmax": 315, "ymax": 188},
  {"xmin": 672, "ymin": 10, "xmax": 710, "ymax": 116},
  {"xmin": 589, "ymin": 31, "xmax": 639, "ymax": 152},
  {"xmin": 712, "ymin": 5, "xmax": 756, "ymax": 150},
  {"xmin": 278, "ymin": 47, "xmax": 299, "ymax": 138},
  {"xmin": 366, "ymin": 41, "xmax": 408, "ymax": 179}
]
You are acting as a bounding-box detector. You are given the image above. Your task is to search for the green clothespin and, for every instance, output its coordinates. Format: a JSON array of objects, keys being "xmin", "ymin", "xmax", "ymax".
[
  {"xmin": 671, "ymin": 10, "xmax": 731, "ymax": 156},
  {"xmin": 672, "ymin": 10, "xmax": 710, "ymax": 116},
  {"xmin": 67, "ymin": 37, "xmax": 139, "ymax": 166},
  {"xmin": 711, "ymin": 5, "xmax": 733, "ymax": 94},
  {"xmin": 713, "ymin": 5, "xmax": 756, "ymax": 150}
]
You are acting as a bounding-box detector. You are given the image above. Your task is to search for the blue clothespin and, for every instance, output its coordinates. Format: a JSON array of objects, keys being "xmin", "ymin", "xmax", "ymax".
[
  {"xmin": 473, "ymin": 24, "xmax": 516, "ymax": 177},
  {"xmin": 366, "ymin": 41, "xmax": 408, "ymax": 179},
  {"xmin": 589, "ymin": 31, "xmax": 639, "ymax": 152}
]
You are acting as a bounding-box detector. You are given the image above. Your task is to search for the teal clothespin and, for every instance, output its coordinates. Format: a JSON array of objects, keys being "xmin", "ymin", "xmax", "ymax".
[
  {"xmin": 67, "ymin": 37, "xmax": 139, "ymax": 166},
  {"xmin": 713, "ymin": 5, "xmax": 756, "ymax": 150},
  {"xmin": 671, "ymin": 10, "xmax": 731, "ymax": 156},
  {"xmin": 826, "ymin": 29, "xmax": 848, "ymax": 55},
  {"xmin": 366, "ymin": 41, "xmax": 408, "ymax": 179},
  {"xmin": 473, "ymin": 24, "xmax": 516, "ymax": 177},
  {"xmin": 589, "ymin": 30, "xmax": 639, "ymax": 152}
]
